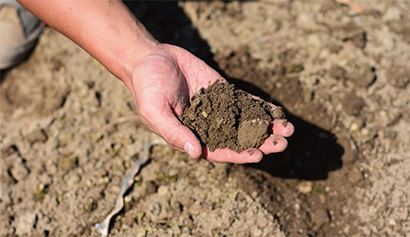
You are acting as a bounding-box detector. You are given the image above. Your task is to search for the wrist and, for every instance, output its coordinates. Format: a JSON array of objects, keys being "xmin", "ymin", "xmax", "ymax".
[
  {"xmin": 121, "ymin": 36, "xmax": 162, "ymax": 85},
  {"xmin": 124, "ymin": 43, "xmax": 175, "ymax": 89}
]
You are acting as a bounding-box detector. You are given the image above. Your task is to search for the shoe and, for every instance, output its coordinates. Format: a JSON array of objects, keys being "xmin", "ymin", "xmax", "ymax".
[{"xmin": 0, "ymin": 0, "xmax": 43, "ymax": 69}]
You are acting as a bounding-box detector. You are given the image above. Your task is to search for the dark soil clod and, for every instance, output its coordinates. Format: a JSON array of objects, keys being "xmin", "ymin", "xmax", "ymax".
[{"xmin": 179, "ymin": 81, "xmax": 284, "ymax": 152}]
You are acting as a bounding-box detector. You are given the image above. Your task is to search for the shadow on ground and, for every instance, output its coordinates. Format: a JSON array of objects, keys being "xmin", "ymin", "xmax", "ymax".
[{"xmin": 233, "ymin": 80, "xmax": 344, "ymax": 180}]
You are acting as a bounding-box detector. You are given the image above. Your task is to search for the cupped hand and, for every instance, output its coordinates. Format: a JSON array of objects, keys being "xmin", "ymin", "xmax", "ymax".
[{"xmin": 129, "ymin": 44, "xmax": 294, "ymax": 163}]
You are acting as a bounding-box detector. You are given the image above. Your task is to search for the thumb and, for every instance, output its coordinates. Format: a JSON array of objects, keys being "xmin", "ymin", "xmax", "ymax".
[{"xmin": 151, "ymin": 110, "xmax": 202, "ymax": 159}]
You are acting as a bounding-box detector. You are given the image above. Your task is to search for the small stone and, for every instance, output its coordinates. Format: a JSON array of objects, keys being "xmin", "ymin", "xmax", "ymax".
[
  {"xmin": 66, "ymin": 174, "xmax": 81, "ymax": 189},
  {"xmin": 348, "ymin": 168, "xmax": 362, "ymax": 183},
  {"xmin": 98, "ymin": 176, "xmax": 110, "ymax": 184},
  {"xmin": 15, "ymin": 212, "xmax": 37, "ymax": 235},
  {"xmin": 85, "ymin": 180, "xmax": 92, "ymax": 187},
  {"xmin": 82, "ymin": 198, "xmax": 96, "ymax": 212},
  {"xmin": 383, "ymin": 7, "xmax": 402, "ymax": 22},
  {"xmin": 252, "ymin": 228, "xmax": 263, "ymax": 236},
  {"xmin": 58, "ymin": 133, "xmax": 73, "ymax": 144},
  {"xmin": 124, "ymin": 196, "xmax": 132, "ymax": 204},
  {"xmin": 58, "ymin": 156, "xmax": 79, "ymax": 172},
  {"xmin": 387, "ymin": 64, "xmax": 409, "ymax": 88},
  {"xmin": 26, "ymin": 128, "xmax": 48, "ymax": 144},
  {"xmin": 136, "ymin": 229, "xmax": 147, "ymax": 237},
  {"xmin": 349, "ymin": 122, "xmax": 359, "ymax": 132},
  {"xmin": 157, "ymin": 186, "xmax": 169, "ymax": 196},
  {"xmin": 388, "ymin": 219, "xmax": 397, "ymax": 226},
  {"xmin": 294, "ymin": 203, "xmax": 300, "ymax": 211},
  {"xmin": 346, "ymin": 64, "xmax": 376, "ymax": 87},
  {"xmin": 188, "ymin": 202, "xmax": 201, "ymax": 216},
  {"xmin": 311, "ymin": 209, "xmax": 329, "ymax": 231},
  {"xmin": 34, "ymin": 184, "xmax": 46, "ymax": 201},
  {"xmin": 343, "ymin": 224, "xmax": 351, "ymax": 234},
  {"xmin": 145, "ymin": 181, "xmax": 158, "ymax": 194},
  {"xmin": 329, "ymin": 65, "xmax": 346, "ymax": 80},
  {"xmin": 341, "ymin": 92, "xmax": 365, "ymax": 116},
  {"xmin": 89, "ymin": 133, "xmax": 103, "ymax": 142},
  {"xmin": 350, "ymin": 31, "xmax": 367, "ymax": 49},
  {"xmin": 349, "ymin": 118, "xmax": 365, "ymax": 132},
  {"xmin": 298, "ymin": 181, "xmax": 312, "ymax": 194},
  {"xmin": 10, "ymin": 157, "xmax": 29, "ymax": 182}
]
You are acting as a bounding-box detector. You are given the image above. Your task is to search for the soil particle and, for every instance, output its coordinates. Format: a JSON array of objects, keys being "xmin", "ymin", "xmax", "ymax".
[
  {"xmin": 341, "ymin": 92, "xmax": 366, "ymax": 116},
  {"xmin": 309, "ymin": 209, "xmax": 330, "ymax": 232},
  {"xmin": 330, "ymin": 65, "xmax": 346, "ymax": 80},
  {"xmin": 15, "ymin": 212, "xmax": 37, "ymax": 236},
  {"xmin": 345, "ymin": 62, "xmax": 377, "ymax": 88},
  {"xmin": 179, "ymin": 81, "xmax": 283, "ymax": 152},
  {"xmin": 344, "ymin": 31, "xmax": 367, "ymax": 49},
  {"xmin": 387, "ymin": 63, "xmax": 410, "ymax": 88}
]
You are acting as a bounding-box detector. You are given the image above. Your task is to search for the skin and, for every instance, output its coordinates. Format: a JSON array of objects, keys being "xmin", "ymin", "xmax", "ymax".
[{"xmin": 18, "ymin": 0, "xmax": 294, "ymax": 164}]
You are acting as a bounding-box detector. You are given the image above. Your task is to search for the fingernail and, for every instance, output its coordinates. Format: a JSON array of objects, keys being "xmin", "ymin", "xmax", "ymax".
[{"xmin": 184, "ymin": 142, "xmax": 195, "ymax": 157}]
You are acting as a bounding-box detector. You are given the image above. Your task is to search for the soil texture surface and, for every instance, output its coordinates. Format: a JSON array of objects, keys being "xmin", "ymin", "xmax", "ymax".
[
  {"xmin": 1, "ymin": 1, "xmax": 409, "ymax": 236},
  {"xmin": 179, "ymin": 81, "xmax": 283, "ymax": 152}
]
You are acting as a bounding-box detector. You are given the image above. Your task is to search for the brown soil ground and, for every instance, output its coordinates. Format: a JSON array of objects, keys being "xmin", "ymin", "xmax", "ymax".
[{"xmin": 1, "ymin": 1, "xmax": 409, "ymax": 236}]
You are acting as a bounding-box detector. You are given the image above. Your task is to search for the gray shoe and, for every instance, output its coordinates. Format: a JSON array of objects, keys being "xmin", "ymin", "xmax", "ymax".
[{"xmin": 0, "ymin": 0, "xmax": 43, "ymax": 69}]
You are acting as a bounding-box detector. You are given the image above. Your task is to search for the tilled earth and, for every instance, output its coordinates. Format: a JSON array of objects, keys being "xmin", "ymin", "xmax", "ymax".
[{"xmin": 1, "ymin": 1, "xmax": 409, "ymax": 236}]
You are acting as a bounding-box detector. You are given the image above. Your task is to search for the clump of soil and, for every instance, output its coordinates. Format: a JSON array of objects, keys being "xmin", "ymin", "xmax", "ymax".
[{"xmin": 179, "ymin": 81, "xmax": 284, "ymax": 152}]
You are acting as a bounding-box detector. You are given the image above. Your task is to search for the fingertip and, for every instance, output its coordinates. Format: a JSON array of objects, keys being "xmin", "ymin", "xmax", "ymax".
[
  {"xmin": 272, "ymin": 119, "xmax": 295, "ymax": 137},
  {"xmin": 156, "ymin": 115, "xmax": 202, "ymax": 158},
  {"xmin": 259, "ymin": 134, "xmax": 288, "ymax": 154},
  {"xmin": 246, "ymin": 149, "xmax": 264, "ymax": 163},
  {"xmin": 184, "ymin": 138, "xmax": 202, "ymax": 159},
  {"xmin": 273, "ymin": 135, "xmax": 288, "ymax": 152}
]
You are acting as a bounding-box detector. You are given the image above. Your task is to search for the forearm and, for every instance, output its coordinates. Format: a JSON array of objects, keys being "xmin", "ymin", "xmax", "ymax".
[{"xmin": 17, "ymin": 0, "xmax": 160, "ymax": 88}]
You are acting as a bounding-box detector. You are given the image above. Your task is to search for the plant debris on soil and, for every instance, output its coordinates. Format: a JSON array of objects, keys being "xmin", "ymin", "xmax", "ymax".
[{"xmin": 179, "ymin": 81, "xmax": 284, "ymax": 152}]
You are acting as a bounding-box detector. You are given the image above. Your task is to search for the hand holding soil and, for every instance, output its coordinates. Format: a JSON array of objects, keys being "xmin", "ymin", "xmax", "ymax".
[
  {"xmin": 17, "ymin": 0, "xmax": 293, "ymax": 164},
  {"xmin": 131, "ymin": 45, "xmax": 294, "ymax": 163}
]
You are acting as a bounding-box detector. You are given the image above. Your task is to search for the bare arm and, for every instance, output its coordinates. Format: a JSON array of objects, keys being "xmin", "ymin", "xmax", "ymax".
[
  {"xmin": 17, "ymin": 0, "xmax": 160, "ymax": 91},
  {"xmin": 17, "ymin": 0, "xmax": 294, "ymax": 163}
]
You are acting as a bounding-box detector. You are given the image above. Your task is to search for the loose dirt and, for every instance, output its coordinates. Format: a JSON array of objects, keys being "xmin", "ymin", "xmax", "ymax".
[
  {"xmin": 179, "ymin": 81, "xmax": 283, "ymax": 152},
  {"xmin": 1, "ymin": 1, "xmax": 409, "ymax": 236}
]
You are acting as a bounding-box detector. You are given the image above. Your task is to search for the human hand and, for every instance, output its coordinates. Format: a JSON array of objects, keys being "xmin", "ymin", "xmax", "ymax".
[
  {"xmin": 130, "ymin": 44, "xmax": 294, "ymax": 163},
  {"xmin": 17, "ymin": 0, "xmax": 292, "ymax": 163}
]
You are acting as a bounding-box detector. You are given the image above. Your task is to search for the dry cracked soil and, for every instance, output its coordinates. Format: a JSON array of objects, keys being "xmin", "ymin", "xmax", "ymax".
[{"xmin": 1, "ymin": 1, "xmax": 409, "ymax": 236}]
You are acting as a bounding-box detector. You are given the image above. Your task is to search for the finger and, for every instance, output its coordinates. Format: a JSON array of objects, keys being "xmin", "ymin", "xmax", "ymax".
[
  {"xmin": 271, "ymin": 119, "xmax": 294, "ymax": 137},
  {"xmin": 141, "ymin": 107, "xmax": 202, "ymax": 159},
  {"xmin": 201, "ymin": 146, "xmax": 263, "ymax": 164},
  {"xmin": 161, "ymin": 117, "xmax": 202, "ymax": 159},
  {"xmin": 258, "ymin": 134, "xmax": 288, "ymax": 155}
]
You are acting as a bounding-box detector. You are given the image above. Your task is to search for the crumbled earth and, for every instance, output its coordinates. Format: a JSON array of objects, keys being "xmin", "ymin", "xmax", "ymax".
[
  {"xmin": 1, "ymin": 1, "xmax": 409, "ymax": 236},
  {"xmin": 179, "ymin": 81, "xmax": 283, "ymax": 152}
]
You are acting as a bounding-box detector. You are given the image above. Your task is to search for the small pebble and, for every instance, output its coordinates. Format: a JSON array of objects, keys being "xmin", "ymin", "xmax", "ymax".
[
  {"xmin": 157, "ymin": 186, "xmax": 169, "ymax": 196},
  {"xmin": 298, "ymin": 181, "xmax": 312, "ymax": 194}
]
